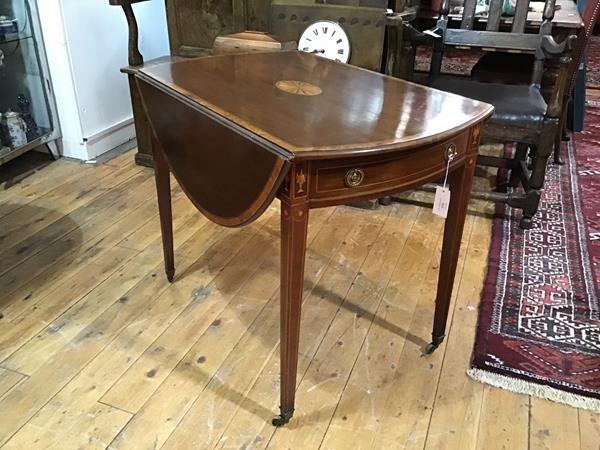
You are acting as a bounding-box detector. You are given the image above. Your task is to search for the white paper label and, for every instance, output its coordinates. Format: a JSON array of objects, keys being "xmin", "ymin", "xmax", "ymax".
[
  {"xmin": 433, "ymin": 186, "xmax": 451, "ymax": 218},
  {"xmin": 423, "ymin": 29, "xmax": 442, "ymax": 39}
]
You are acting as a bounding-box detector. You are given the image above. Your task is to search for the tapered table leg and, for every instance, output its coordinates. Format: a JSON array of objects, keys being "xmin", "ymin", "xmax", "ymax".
[
  {"xmin": 426, "ymin": 131, "xmax": 479, "ymax": 354},
  {"xmin": 151, "ymin": 134, "xmax": 175, "ymax": 282},
  {"xmin": 273, "ymin": 197, "xmax": 309, "ymax": 426}
]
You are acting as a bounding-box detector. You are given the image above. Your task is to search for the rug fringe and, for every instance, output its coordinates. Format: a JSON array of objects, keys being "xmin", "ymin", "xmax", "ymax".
[{"xmin": 467, "ymin": 368, "xmax": 600, "ymax": 413}]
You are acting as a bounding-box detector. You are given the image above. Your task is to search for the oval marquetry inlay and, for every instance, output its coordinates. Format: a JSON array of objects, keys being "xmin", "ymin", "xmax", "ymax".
[{"xmin": 275, "ymin": 80, "xmax": 322, "ymax": 96}]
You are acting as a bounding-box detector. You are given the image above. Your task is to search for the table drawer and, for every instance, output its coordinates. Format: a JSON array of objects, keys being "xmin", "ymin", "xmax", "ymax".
[{"xmin": 309, "ymin": 132, "xmax": 470, "ymax": 205}]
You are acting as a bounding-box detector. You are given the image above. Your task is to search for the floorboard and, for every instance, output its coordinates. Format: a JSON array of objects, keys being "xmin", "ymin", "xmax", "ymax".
[{"xmin": 0, "ymin": 150, "xmax": 593, "ymax": 449}]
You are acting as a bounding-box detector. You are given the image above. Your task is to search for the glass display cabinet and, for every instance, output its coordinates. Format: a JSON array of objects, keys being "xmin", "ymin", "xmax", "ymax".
[{"xmin": 0, "ymin": 0, "xmax": 60, "ymax": 166}]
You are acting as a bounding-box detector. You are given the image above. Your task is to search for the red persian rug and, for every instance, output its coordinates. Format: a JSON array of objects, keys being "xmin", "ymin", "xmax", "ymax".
[
  {"xmin": 469, "ymin": 98, "xmax": 600, "ymax": 411},
  {"xmin": 414, "ymin": 46, "xmax": 481, "ymax": 76},
  {"xmin": 587, "ymin": 36, "xmax": 600, "ymax": 88}
]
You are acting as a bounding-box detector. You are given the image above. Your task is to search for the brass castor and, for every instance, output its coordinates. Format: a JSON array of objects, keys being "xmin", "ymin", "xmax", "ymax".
[
  {"xmin": 166, "ymin": 269, "xmax": 175, "ymax": 282},
  {"xmin": 272, "ymin": 409, "xmax": 294, "ymax": 427},
  {"xmin": 424, "ymin": 335, "xmax": 445, "ymax": 355}
]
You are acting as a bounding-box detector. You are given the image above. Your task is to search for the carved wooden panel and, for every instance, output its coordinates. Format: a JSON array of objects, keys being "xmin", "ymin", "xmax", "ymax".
[
  {"xmin": 166, "ymin": 0, "xmax": 246, "ymax": 56},
  {"xmin": 246, "ymin": 0, "xmax": 272, "ymax": 31},
  {"xmin": 165, "ymin": 0, "xmax": 389, "ymax": 64}
]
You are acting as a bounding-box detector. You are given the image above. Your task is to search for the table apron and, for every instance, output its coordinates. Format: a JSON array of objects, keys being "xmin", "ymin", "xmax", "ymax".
[{"xmin": 303, "ymin": 130, "xmax": 471, "ymax": 208}]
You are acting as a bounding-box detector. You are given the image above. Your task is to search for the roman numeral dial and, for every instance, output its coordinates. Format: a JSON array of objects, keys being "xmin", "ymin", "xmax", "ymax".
[{"xmin": 298, "ymin": 20, "xmax": 351, "ymax": 64}]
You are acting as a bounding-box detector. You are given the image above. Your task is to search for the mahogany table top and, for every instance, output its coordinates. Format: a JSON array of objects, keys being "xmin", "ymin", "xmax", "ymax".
[{"xmin": 138, "ymin": 51, "xmax": 493, "ymax": 159}]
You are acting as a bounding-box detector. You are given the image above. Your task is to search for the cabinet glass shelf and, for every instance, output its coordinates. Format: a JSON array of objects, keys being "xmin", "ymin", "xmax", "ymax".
[
  {"xmin": 0, "ymin": 33, "xmax": 33, "ymax": 44},
  {"xmin": 0, "ymin": 0, "xmax": 60, "ymax": 166}
]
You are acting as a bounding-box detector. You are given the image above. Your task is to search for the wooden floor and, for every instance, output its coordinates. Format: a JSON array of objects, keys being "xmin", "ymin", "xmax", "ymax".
[{"xmin": 0, "ymin": 150, "xmax": 597, "ymax": 450}]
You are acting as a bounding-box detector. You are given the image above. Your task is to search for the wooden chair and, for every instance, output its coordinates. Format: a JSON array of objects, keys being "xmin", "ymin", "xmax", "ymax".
[
  {"xmin": 109, "ymin": 0, "xmax": 146, "ymax": 67},
  {"xmin": 471, "ymin": 0, "xmax": 600, "ymax": 165},
  {"xmin": 110, "ymin": 0, "xmax": 158, "ymax": 168},
  {"xmin": 109, "ymin": 0, "xmax": 184, "ymax": 167},
  {"xmin": 415, "ymin": 0, "xmax": 575, "ymax": 228}
]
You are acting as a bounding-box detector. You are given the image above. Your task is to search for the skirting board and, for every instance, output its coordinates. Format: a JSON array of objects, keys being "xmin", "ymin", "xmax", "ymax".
[
  {"xmin": 84, "ymin": 119, "xmax": 136, "ymax": 161},
  {"xmin": 60, "ymin": 118, "xmax": 136, "ymax": 161}
]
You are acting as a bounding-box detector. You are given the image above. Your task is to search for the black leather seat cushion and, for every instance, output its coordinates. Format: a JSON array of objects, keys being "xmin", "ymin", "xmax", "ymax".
[{"xmin": 431, "ymin": 76, "xmax": 547, "ymax": 126}]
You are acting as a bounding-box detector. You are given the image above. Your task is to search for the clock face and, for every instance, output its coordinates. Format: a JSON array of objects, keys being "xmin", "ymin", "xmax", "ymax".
[{"xmin": 298, "ymin": 21, "xmax": 351, "ymax": 64}]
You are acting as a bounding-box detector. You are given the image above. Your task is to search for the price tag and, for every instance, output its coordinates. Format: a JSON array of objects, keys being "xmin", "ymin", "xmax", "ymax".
[
  {"xmin": 433, "ymin": 144, "xmax": 456, "ymax": 218},
  {"xmin": 433, "ymin": 186, "xmax": 451, "ymax": 218},
  {"xmin": 423, "ymin": 29, "xmax": 442, "ymax": 39}
]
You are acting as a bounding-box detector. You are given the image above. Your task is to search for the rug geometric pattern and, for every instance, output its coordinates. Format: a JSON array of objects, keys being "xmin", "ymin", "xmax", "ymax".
[{"xmin": 471, "ymin": 99, "xmax": 600, "ymax": 406}]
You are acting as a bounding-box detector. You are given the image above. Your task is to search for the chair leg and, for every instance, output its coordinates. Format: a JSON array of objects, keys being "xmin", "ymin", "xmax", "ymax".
[
  {"xmin": 529, "ymin": 130, "xmax": 556, "ymax": 189},
  {"xmin": 518, "ymin": 189, "xmax": 541, "ymax": 230},
  {"xmin": 520, "ymin": 145, "xmax": 545, "ymax": 229},
  {"xmin": 562, "ymin": 96, "xmax": 572, "ymax": 142},
  {"xmin": 379, "ymin": 196, "xmax": 393, "ymax": 206},
  {"xmin": 553, "ymin": 100, "xmax": 569, "ymax": 165},
  {"xmin": 553, "ymin": 129, "xmax": 563, "ymax": 165},
  {"xmin": 520, "ymin": 123, "xmax": 556, "ymax": 229},
  {"xmin": 509, "ymin": 143, "xmax": 528, "ymax": 188}
]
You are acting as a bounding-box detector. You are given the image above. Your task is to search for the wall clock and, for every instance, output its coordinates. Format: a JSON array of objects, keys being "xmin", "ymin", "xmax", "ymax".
[{"xmin": 298, "ymin": 20, "xmax": 351, "ymax": 63}]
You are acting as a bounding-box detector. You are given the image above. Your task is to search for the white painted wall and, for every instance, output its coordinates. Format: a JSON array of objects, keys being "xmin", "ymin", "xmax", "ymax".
[{"xmin": 39, "ymin": 0, "xmax": 169, "ymax": 160}]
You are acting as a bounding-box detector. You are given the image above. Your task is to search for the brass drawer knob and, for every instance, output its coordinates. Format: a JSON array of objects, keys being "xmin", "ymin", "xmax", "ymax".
[
  {"xmin": 345, "ymin": 168, "xmax": 364, "ymax": 187},
  {"xmin": 445, "ymin": 143, "xmax": 458, "ymax": 162}
]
